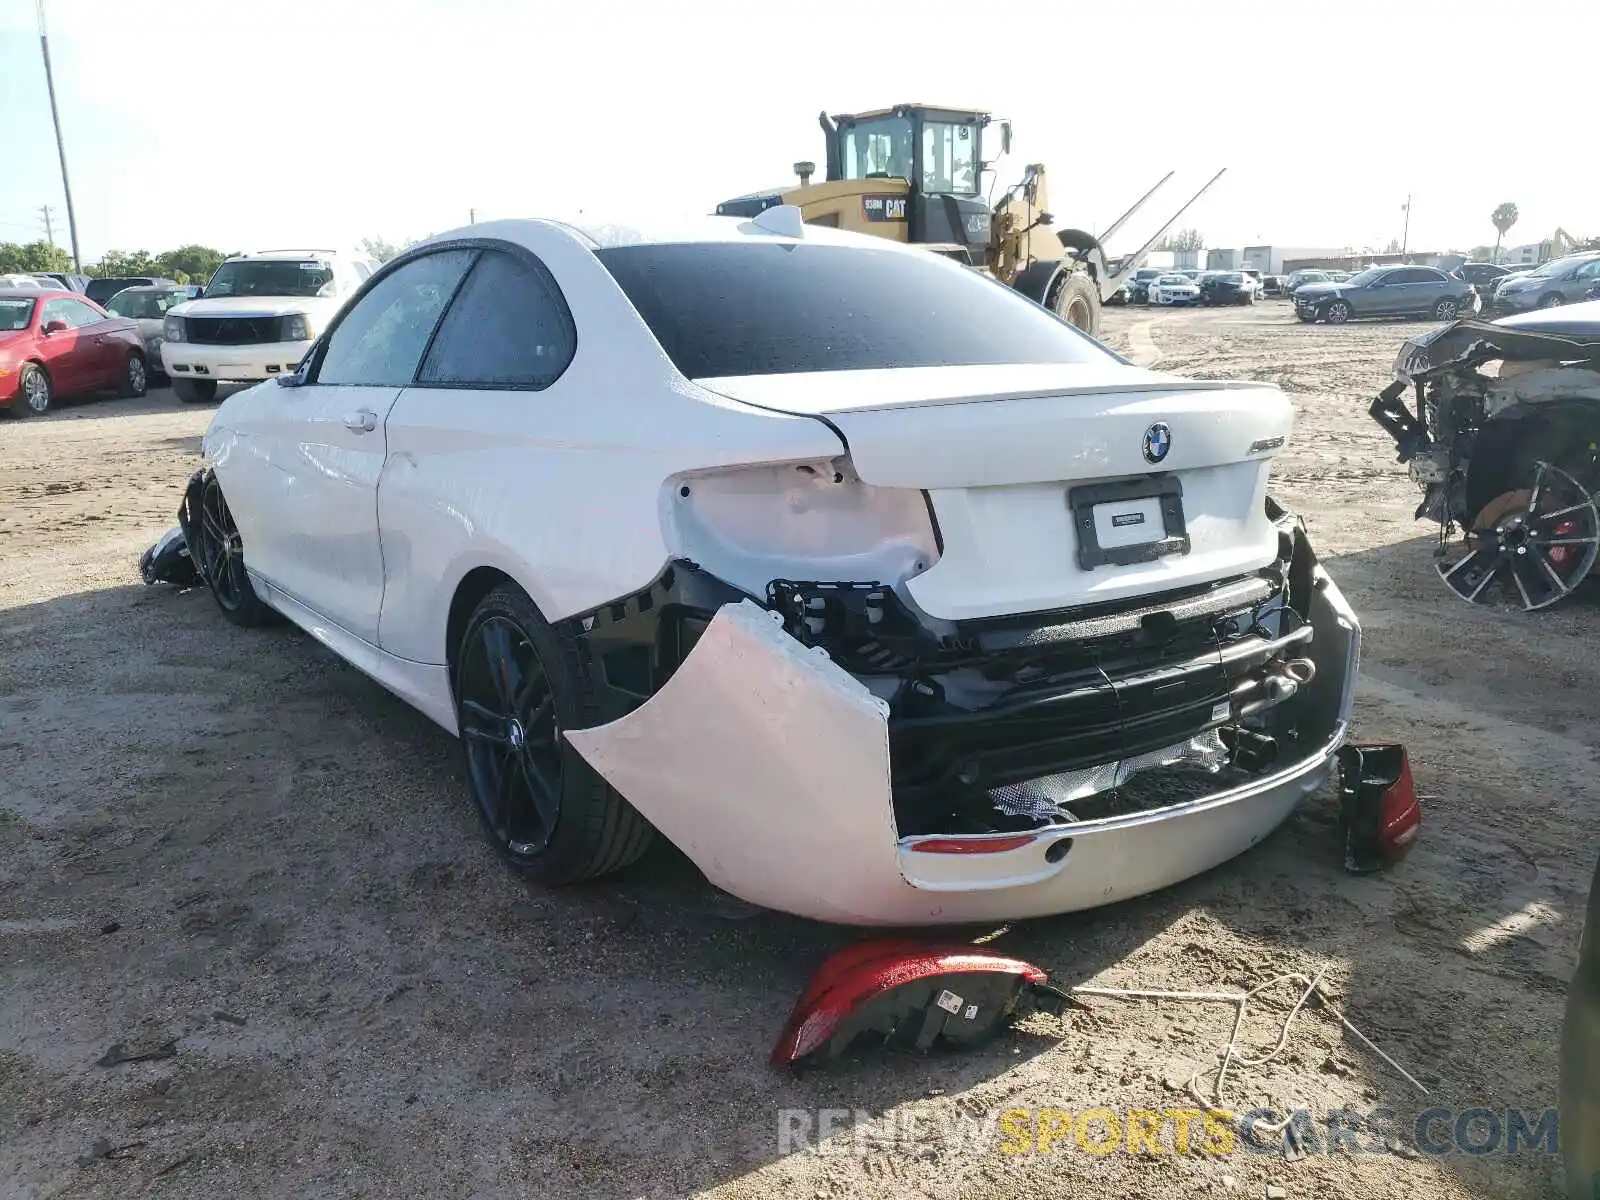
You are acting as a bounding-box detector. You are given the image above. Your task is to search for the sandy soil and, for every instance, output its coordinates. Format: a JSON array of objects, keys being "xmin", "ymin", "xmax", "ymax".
[{"xmin": 2, "ymin": 304, "xmax": 1596, "ymax": 1200}]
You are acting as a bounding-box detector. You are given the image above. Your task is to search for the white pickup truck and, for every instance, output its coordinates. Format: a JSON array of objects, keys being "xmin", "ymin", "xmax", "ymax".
[{"xmin": 161, "ymin": 249, "xmax": 376, "ymax": 403}]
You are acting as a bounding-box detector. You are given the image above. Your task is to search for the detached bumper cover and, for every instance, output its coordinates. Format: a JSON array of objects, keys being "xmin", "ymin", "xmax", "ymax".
[{"xmin": 567, "ymin": 533, "xmax": 1360, "ymax": 926}]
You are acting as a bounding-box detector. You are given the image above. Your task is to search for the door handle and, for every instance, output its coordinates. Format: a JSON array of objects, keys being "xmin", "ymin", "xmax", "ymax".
[{"xmin": 344, "ymin": 409, "xmax": 378, "ymax": 433}]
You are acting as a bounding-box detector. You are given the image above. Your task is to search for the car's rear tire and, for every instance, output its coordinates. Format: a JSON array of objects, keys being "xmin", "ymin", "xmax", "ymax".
[
  {"xmin": 173, "ymin": 378, "xmax": 217, "ymax": 405},
  {"xmin": 118, "ymin": 352, "xmax": 148, "ymax": 398},
  {"xmin": 15, "ymin": 363, "xmax": 51, "ymax": 416},
  {"xmin": 454, "ymin": 583, "xmax": 655, "ymax": 885},
  {"xmin": 1432, "ymin": 297, "xmax": 1462, "ymax": 322},
  {"xmin": 1324, "ymin": 300, "xmax": 1352, "ymax": 324},
  {"xmin": 191, "ymin": 473, "xmax": 274, "ymax": 627}
]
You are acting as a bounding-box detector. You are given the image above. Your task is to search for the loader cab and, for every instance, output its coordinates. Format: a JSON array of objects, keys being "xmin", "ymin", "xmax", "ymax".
[{"xmin": 825, "ymin": 104, "xmax": 1002, "ymax": 263}]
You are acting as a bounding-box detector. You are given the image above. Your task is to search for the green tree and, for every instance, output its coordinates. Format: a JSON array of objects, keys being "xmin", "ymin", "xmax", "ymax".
[
  {"xmin": 1490, "ymin": 202, "xmax": 1519, "ymax": 264},
  {"xmin": 1157, "ymin": 227, "xmax": 1204, "ymax": 252},
  {"xmin": 0, "ymin": 240, "xmax": 72, "ymax": 274},
  {"xmin": 361, "ymin": 236, "xmax": 401, "ymax": 263},
  {"xmin": 88, "ymin": 250, "xmax": 162, "ymax": 277},
  {"xmin": 155, "ymin": 244, "xmax": 226, "ymax": 285}
]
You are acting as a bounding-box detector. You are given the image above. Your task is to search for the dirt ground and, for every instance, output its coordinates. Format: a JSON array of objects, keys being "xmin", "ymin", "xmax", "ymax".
[{"xmin": 3, "ymin": 301, "xmax": 1597, "ymax": 1200}]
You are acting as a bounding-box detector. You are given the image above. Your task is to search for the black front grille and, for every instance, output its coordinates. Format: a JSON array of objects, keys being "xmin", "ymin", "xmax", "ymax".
[{"xmin": 186, "ymin": 316, "xmax": 284, "ymax": 345}]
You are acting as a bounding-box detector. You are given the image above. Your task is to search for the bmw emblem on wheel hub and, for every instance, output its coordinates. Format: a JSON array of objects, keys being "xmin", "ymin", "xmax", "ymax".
[{"xmin": 1142, "ymin": 422, "xmax": 1172, "ymax": 464}]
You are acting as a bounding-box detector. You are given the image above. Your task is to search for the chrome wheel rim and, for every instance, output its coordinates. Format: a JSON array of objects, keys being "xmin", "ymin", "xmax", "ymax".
[
  {"xmin": 22, "ymin": 370, "xmax": 49, "ymax": 413},
  {"xmin": 1437, "ymin": 301, "xmax": 1458, "ymax": 320},
  {"xmin": 458, "ymin": 616, "xmax": 561, "ymax": 856},
  {"xmin": 128, "ymin": 356, "xmax": 146, "ymax": 392},
  {"xmin": 1328, "ymin": 302, "xmax": 1350, "ymax": 323}
]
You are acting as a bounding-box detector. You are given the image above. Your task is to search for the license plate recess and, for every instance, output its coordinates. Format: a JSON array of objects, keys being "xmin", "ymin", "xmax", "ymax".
[{"xmin": 1068, "ymin": 475, "xmax": 1192, "ymax": 570}]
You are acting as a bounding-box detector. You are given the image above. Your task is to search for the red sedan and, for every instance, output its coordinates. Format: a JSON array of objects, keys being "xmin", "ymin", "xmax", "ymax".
[{"xmin": 0, "ymin": 288, "xmax": 150, "ymax": 417}]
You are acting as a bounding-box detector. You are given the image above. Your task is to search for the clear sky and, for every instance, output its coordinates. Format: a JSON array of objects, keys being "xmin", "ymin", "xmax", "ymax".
[{"xmin": 1, "ymin": 0, "xmax": 1592, "ymax": 266}]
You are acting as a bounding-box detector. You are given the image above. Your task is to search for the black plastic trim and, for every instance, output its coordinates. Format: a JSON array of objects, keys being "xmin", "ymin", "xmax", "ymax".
[{"xmin": 1068, "ymin": 475, "xmax": 1191, "ymax": 570}]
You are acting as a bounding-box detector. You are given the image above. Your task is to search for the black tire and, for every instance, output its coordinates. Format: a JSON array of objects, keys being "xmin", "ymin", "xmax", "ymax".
[
  {"xmin": 1014, "ymin": 263, "xmax": 1101, "ymax": 337},
  {"xmin": 1541, "ymin": 294, "xmax": 1566, "ymax": 310},
  {"xmin": 1431, "ymin": 297, "xmax": 1463, "ymax": 322},
  {"xmin": 454, "ymin": 583, "xmax": 655, "ymax": 884},
  {"xmin": 1324, "ymin": 299, "xmax": 1352, "ymax": 325},
  {"xmin": 1048, "ymin": 271, "xmax": 1102, "ymax": 337},
  {"xmin": 190, "ymin": 473, "xmax": 274, "ymax": 627},
  {"xmin": 118, "ymin": 352, "xmax": 148, "ymax": 398},
  {"xmin": 14, "ymin": 363, "xmax": 51, "ymax": 416},
  {"xmin": 1563, "ymin": 855, "xmax": 1600, "ymax": 1200},
  {"xmin": 173, "ymin": 378, "xmax": 218, "ymax": 405}
]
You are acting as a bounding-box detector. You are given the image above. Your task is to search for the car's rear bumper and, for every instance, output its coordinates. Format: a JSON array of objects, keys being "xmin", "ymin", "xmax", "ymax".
[
  {"xmin": 161, "ymin": 340, "xmax": 310, "ymax": 383},
  {"xmin": 566, "ymin": 521, "xmax": 1359, "ymax": 926}
]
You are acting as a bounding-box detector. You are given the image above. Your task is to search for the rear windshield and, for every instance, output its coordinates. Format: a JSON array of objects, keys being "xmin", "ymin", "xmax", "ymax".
[
  {"xmin": 0, "ymin": 297, "xmax": 36, "ymax": 331},
  {"xmin": 594, "ymin": 243, "xmax": 1110, "ymax": 378}
]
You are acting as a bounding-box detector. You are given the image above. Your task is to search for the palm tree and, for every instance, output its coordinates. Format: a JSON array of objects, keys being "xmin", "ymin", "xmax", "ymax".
[{"xmin": 1491, "ymin": 203, "xmax": 1519, "ymax": 264}]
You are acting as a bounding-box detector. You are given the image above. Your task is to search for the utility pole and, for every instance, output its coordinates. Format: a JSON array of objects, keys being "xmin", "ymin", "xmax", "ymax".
[
  {"xmin": 39, "ymin": 204, "xmax": 55, "ymax": 247},
  {"xmin": 36, "ymin": 0, "xmax": 81, "ymax": 272},
  {"xmin": 469, "ymin": 208, "xmax": 475, "ymax": 225},
  {"xmin": 1400, "ymin": 194, "xmax": 1411, "ymax": 259}
]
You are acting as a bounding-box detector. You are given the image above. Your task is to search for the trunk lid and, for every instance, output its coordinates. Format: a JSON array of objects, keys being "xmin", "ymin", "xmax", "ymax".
[{"xmin": 695, "ymin": 364, "xmax": 1293, "ymax": 621}]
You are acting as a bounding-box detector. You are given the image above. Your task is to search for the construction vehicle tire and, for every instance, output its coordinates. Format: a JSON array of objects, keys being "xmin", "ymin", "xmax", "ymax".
[
  {"xmin": 1049, "ymin": 272, "xmax": 1102, "ymax": 338},
  {"xmin": 1012, "ymin": 263, "xmax": 1101, "ymax": 337}
]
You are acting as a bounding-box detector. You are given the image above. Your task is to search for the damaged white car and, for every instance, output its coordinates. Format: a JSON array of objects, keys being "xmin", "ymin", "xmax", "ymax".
[{"xmin": 179, "ymin": 209, "xmax": 1360, "ymax": 925}]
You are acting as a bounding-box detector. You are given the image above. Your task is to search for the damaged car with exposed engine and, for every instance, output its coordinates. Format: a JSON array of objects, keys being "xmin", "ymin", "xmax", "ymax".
[
  {"xmin": 148, "ymin": 209, "xmax": 1361, "ymax": 926},
  {"xmin": 1370, "ymin": 300, "xmax": 1600, "ymax": 611}
]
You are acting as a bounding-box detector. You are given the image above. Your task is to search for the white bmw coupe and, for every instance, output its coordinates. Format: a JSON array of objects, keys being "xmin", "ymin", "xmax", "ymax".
[{"xmin": 184, "ymin": 207, "xmax": 1360, "ymax": 925}]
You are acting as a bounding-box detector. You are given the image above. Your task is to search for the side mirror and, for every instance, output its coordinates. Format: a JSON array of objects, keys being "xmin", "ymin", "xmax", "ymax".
[
  {"xmin": 42, "ymin": 319, "xmax": 68, "ymax": 335},
  {"xmin": 1000, "ymin": 121, "xmax": 1013, "ymax": 154}
]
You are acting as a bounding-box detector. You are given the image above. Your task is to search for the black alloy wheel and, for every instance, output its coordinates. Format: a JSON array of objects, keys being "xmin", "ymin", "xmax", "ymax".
[
  {"xmin": 193, "ymin": 474, "xmax": 272, "ymax": 625},
  {"xmin": 457, "ymin": 614, "xmax": 563, "ymax": 861}
]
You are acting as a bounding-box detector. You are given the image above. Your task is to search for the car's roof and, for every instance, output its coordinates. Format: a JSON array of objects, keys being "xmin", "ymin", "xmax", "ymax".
[
  {"xmin": 0, "ymin": 287, "xmax": 71, "ymax": 300},
  {"xmin": 228, "ymin": 250, "xmax": 339, "ymax": 261},
  {"xmin": 112, "ymin": 283, "xmax": 187, "ymax": 292},
  {"xmin": 420, "ymin": 212, "xmax": 935, "ymax": 257}
]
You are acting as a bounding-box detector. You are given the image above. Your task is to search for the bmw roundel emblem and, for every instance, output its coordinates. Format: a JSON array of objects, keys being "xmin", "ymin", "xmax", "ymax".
[{"xmin": 1142, "ymin": 422, "xmax": 1172, "ymax": 465}]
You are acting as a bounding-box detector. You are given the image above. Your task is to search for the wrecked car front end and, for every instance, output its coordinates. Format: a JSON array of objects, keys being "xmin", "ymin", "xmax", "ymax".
[
  {"xmin": 1369, "ymin": 305, "xmax": 1600, "ymax": 610},
  {"xmin": 565, "ymin": 497, "xmax": 1359, "ymax": 926}
]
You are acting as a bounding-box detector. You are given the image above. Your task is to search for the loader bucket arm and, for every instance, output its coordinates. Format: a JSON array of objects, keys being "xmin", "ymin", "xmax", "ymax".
[
  {"xmin": 1104, "ymin": 168, "xmax": 1228, "ymax": 293},
  {"xmin": 1094, "ymin": 170, "xmax": 1174, "ymax": 251}
]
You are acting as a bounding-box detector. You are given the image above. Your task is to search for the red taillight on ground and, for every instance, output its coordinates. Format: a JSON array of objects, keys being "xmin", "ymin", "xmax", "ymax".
[
  {"xmin": 771, "ymin": 940, "xmax": 1058, "ymax": 1068},
  {"xmin": 1374, "ymin": 747, "xmax": 1422, "ymax": 861},
  {"xmin": 1338, "ymin": 743, "xmax": 1422, "ymax": 873},
  {"xmin": 906, "ymin": 834, "xmax": 1039, "ymax": 855}
]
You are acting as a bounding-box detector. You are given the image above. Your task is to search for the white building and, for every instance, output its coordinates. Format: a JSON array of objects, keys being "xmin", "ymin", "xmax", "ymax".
[{"xmin": 1242, "ymin": 246, "xmax": 1347, "ymax": 275}]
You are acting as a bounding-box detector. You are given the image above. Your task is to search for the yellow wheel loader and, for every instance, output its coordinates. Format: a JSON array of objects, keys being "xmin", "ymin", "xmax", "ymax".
[{"xmin": 715, "ymin": 103, "xmax": 1225, "ymax": 338}]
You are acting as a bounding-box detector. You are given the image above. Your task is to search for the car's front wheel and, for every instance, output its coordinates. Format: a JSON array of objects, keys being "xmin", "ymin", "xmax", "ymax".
[
  {"xmin": 190, "ymin": 473, "xmax": 274, "ymax": 627},
  {"xmin": 1324, "ymin": 300, "xmax": 1352, "ymax": 324},
  {"xmin": 1541, "ymin": 294, "xmax": 1566, "ymax": 310},
  {"xmin": 454, "ymin": 583, "xmax": 655, "ymax": 884},
  {"xmin": 173, "ymin": 378, "xmax": 218, "ymax": 405},
  {"xmin": 118, "ymin": 352, "xmax": 148, "ymax": 398}
]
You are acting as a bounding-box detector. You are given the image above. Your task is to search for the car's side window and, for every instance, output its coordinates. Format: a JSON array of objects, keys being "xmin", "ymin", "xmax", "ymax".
[
  {"xmin": 39, "ymin": 298, "xmax": 84, "ymax": 327},
  {"xmin": 316, "ymin": 250, "xmax": 477, "ymax": 387},
  {"xmin": 59, "ymin": 298, "xmax": 104, "ymax": 327},
  {"xmin": 418, "ymin": 250, "xmax": 576, "ymax": 390},
  {"xmin": 1573, "ymin": 261, "xmax": 1600, "ymax": 281}
]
